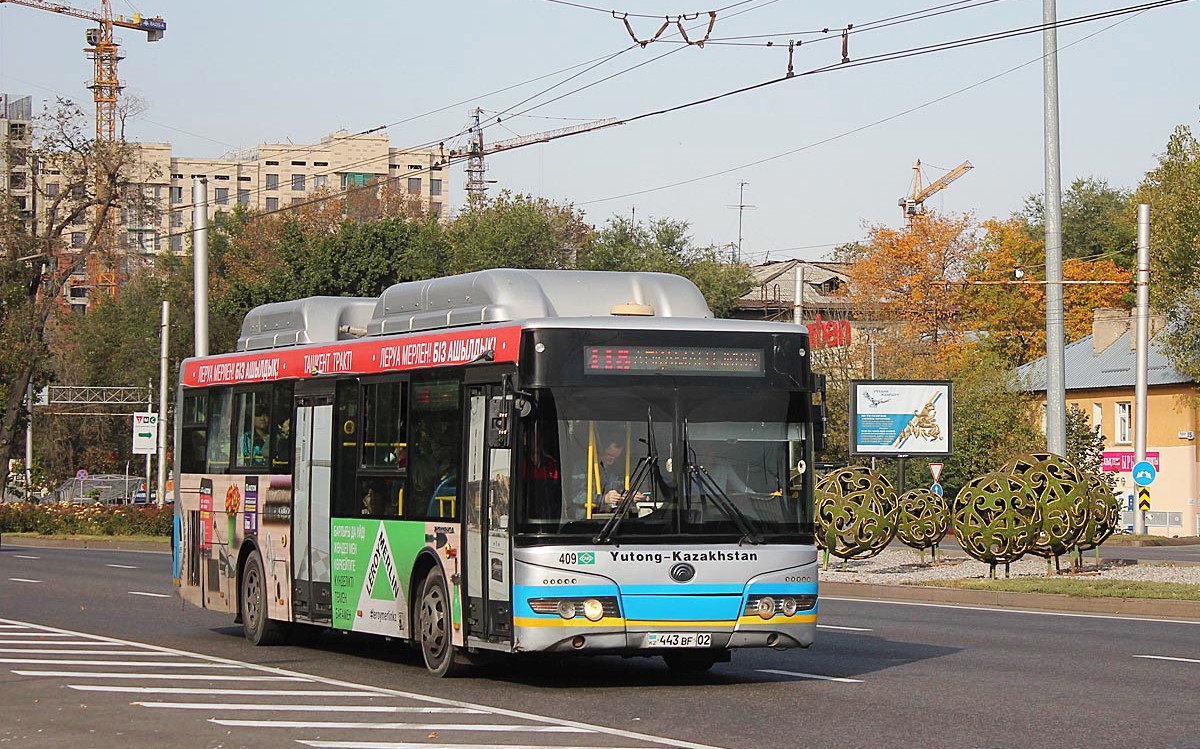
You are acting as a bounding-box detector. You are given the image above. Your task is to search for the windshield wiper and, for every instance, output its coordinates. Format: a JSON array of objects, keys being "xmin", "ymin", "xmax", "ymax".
[{"xmin": 687, "ymin": 462, "xmax": 763, "ymax": 545}]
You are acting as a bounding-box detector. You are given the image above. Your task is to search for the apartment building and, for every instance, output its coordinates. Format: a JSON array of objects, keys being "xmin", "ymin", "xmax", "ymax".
[
  {"xmin": 1, "ymin": 94, "xmax": 34, "ymax": 244},
  {"xmin": 33, "ymin": 130, "xmax": 446, "ymax": 310}
]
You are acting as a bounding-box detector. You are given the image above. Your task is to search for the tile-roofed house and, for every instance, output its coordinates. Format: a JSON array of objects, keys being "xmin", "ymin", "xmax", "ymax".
[{"xmin": 1017, "ymin": 308, "xmax": 1198, "ymax": 537}]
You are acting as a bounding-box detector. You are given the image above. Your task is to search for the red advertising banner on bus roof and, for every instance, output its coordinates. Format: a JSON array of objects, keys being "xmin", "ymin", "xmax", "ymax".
[{"xmin": 182, "ymin": 325, "xmax": 522, "ymax": 388}]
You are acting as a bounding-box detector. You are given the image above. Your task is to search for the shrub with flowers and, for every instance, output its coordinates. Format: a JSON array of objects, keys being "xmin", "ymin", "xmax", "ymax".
[{"xmin": 0, "ymin": 501, "xmax": 172, "ymax": 537}]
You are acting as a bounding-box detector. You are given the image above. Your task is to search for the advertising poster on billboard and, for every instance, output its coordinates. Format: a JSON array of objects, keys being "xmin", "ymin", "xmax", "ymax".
[{"xmin": 850, "ymin": 380, "xmax": 953, "ymax": 457}]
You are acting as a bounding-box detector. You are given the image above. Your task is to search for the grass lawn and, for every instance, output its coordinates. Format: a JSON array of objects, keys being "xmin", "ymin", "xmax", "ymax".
[{"xmin": 909, "ymin": 577, "xmax": 1200, "ymax": 601}]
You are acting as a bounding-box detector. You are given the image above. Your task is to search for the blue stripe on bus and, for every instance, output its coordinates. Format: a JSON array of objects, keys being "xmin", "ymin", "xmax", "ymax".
[{"xmin": 621, "ymin": 594, "xmax": 742, "ymax": 621}]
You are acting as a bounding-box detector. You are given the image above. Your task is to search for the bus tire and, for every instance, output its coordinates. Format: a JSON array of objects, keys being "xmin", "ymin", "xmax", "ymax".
[
  {"xmin": 418, "ymin": 567, "xmax": 464, "ymax": 677},
  {"xmin": 663, "ymin": 652, "xmax": 719, "ymax": 673},
  {"xmin": 241, "ymin": 548, "xmax": 287, "ymax": 646}
]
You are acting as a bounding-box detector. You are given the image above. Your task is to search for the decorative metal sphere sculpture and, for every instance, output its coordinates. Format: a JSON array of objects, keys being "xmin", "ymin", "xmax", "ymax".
[
  {"xmin": 814, "ymin": 467, "xmax": 898, "ymax": 564},
  {"xmin": 1075, "ymin": 471, "xmax": 1121, "ymax": 553},
  {"xmin": 895, "ymin": 487, "xmax": 950, "ymax": 556},
  {"xmin": 951, "ymin": 471, "xmax": 1041, "ymax": 578},
  {"xmin": 1004, "ymin": 453, "xmax": 1090, "ymax": 560}
]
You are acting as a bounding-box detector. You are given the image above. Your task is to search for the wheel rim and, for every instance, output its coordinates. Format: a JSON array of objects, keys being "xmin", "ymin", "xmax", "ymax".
[
  {"xmin": 421, "ymin": 579, "xmax": 449, "ymax": 662},
  {"xmin": 245, "ymin": 563, "xmax": 262, "ymax": 631}
]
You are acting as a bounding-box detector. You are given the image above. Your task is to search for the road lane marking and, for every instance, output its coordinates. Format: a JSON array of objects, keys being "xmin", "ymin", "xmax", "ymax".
[
  {"xmin": 0, "ymin": 648, "xmax": 173, "ymax": 655},
  {"xmin": 0, "ymin": 633, "xmax": 88, "ymax": 638},
  {"xmin": 13, "ymin": 671, "xmax": 307, "ymax": 681},
  {"xmin": 299, "ymin": 744, "xmax": 656, "ymax": 749},
  {"xmin": 211, "ymin": 719, "xmax": 588, "ymax": 732},
  {"xmin": 757, "ymin": 669, "xmax": 864, "ymax": 683},
  {"xmin": 822, "ymin": 596, "xmax": 1200, "ymax": 625},
  {"xmin": 1, "ymin": 616, "xmax": 731, "ymax": 749},
  {"xmin": 106, "ymin": 564, "xmax": 138, "ymax": 569},
  {"xmin": 13, "ymin": 555, "xmax": 40, "ymax": 560},
  {"xmin": 0, "ymin": 639, "xmax": 125, "ymax": 645},
  {"xmin": 1134, "ymin": 654, "xmax": 1200, "ymax": 664},
  {"xmin": 70, "ymin": 686, "xmax": 378, "ymax": 697},
  {"xmin": 7, "ymin": 578, "xmax": 41, "ymax": 583},
  {"xmin": 135, "ymin": 702, "xmax": 486, "ymax": 713},
  {"xmin": 128, "ymin": 591, "xmax": 171, "ymax": 598},
  {"xmin": 0, "ymin": 658, "xmax": 244, "ymax": 667},
  {"xmin": 817, "ymin": 624, "xmax": 873, "ymax": 632}
]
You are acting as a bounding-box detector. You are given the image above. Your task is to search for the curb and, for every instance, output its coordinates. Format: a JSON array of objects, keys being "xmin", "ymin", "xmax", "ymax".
[
  {"xmin": 3, "ymin": 535, "xmax": 170, "ymax": 553},
  {"xmin": 821, "ymin": 580, "xmax": 1200, "ymax": 621}
]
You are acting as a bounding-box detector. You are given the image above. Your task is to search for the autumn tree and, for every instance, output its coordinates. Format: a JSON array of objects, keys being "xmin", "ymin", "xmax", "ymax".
[
  {"xmin": 0, "ymin": 99, "xmax": 155, "ymax": 491},
  {"xmin": 964, "ymin": 217, "xmax": 1130, "ymax": 367}
]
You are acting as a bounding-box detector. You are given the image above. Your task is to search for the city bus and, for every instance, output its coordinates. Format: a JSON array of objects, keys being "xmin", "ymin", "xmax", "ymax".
[{"xmin": 173, "ymin": 269, "xmax": 823, "ymax": 675}]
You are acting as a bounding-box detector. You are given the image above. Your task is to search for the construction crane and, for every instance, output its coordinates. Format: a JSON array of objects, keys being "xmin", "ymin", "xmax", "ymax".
[
  {"xmin": 899, "ymin": 159, "xmax": 973, "ymax": 225},
  {"xmin": 454, "ymin": 108, "xmax": 621, "ymax": 203},
  {"xmin": 0, "ymin": 0, "xmax": 165, "ymax": 141}
]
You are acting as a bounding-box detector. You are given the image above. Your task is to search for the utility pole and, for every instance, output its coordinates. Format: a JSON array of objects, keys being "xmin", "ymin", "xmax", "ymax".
[
  {"xmin": 727, "ymin": 181, "xmax": 755, "ymax": 264},
  {"xmin": 156, "ymin": 301, "xmax": 169, "ymax": 507},
  {"xmin": 192, "ymin": 177, "xmax": 209, "ymax": 357},
  {"xmin": 1133, "ymin": 204, "xmax": 1151, "ymax": 536},
  {"xmin": 1042, "ymin": 0, "xmax": 1067, "ymax": 456}
]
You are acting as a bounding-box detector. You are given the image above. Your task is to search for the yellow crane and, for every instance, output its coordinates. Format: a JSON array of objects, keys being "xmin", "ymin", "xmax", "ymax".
[
  {"xmin": 0, "ymin": 0, "xmax": 165, "ymax": 141},
  {"xmin": 899, "ymin": 159, "xmax": 973, "ymax": 225}
]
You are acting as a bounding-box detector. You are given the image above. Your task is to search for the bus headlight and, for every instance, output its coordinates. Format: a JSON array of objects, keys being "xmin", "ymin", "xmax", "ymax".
[
  {"xmin": 582, "ymin": 598, "xmax": 605, "ymax": 622},
  {"xmin": 781, "ymin": 597, "xmax": 799, "ymax": 617},
  {"xmin": 556, "ymin": 600, "xmax": 577, "ymax": 620},
  {"xmin": 755, "ymin": 596, "xmax": 776, "ymax": 619}
]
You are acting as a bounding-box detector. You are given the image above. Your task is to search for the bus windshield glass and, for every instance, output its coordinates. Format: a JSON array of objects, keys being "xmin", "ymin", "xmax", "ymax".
[{"xmin": 515, "ymin": 384, "xmax": 813, "ymax": 542}]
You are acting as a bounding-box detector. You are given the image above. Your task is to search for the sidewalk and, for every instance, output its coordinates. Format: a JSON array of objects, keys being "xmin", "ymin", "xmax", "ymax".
[
  {"xmin": 2, "ymin": 534, "xmax": 170, "ymax": 553},
  {"xmin": 821, "ymin": 580, "xmax": 1200, "ymax": 621}
]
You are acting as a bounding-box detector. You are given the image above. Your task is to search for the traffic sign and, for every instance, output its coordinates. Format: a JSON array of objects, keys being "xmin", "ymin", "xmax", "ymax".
[
  {"xmin": 929, "ymin": 462, "xmax": 944, "ymax": 483},
  {"xmin": 75, "ymin": 469, "xmax": 88, "ymax": 481},
  {"xmin": 930, "ymin": 482, "xmax": 943, "ymax": 496},
  {"xmin": 1137, "ymin": 486, "xmax": 1151, "ymax": 511},
  {"xmin": 132, "ymin": 412, "xmax": 158, "ymax": 455},
  {"xmin": 1132, "ymin": 460, "xmax": 1157, "ymax": 486}
]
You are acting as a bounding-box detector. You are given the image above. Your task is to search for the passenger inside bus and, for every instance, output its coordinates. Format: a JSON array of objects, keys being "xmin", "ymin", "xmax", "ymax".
[
  {"xmin": 239, "ymin": 404, "xmax": 271, "ymax": 467},
  {"xmin": 521, "ymin": 426, "xmax": 562, "ymax": 520},
  {"xmin": 271, "ymin": 417, "xmax": 291, "ymax": 469}
]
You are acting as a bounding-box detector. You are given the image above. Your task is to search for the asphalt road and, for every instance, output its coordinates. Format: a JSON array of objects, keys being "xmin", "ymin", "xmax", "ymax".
[{"xmin": 1, "ymin": 542, "xmax": 1197, "ymax": 749}]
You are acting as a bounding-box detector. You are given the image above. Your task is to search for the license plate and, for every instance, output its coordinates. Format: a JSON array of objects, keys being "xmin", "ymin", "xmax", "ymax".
[{"xmin": 645, "ymin": 632, "xmax": 712, "ymax": 648}]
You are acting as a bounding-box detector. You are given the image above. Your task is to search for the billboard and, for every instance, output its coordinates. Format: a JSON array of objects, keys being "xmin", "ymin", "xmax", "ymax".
[{"xmin": 850, "ymin": 380, "xmax": 952, "ymax": 457}]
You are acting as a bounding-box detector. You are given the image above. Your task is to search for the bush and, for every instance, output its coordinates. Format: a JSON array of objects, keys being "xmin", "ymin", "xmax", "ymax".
[{"xmin": 0, "ymin": 501, "xmax": 172, "ymax": 537}]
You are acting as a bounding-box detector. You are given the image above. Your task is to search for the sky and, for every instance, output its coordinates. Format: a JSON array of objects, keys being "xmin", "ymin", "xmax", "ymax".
[{"xmin": 1, "ymin": 0, "xmax": 1197, "ymax": 263}]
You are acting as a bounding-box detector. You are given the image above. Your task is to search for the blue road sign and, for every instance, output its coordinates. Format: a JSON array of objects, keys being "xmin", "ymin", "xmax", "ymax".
[
  {"xmin": 931, "ymin": 482, "xmax": 943, "ymax": 496},
  {"xmin": 1132, "ymin": 460, "xmax": 1157, "ymax": 487}
]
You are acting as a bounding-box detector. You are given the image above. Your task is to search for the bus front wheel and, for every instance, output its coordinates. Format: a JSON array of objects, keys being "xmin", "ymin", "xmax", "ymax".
[
  {"xmin": 418, "ymin": 567, "xmax": 464, "ymax": 677},
  {"xmin": 241, "ymin": 548, "xmax": 287, "ymax": 646}
]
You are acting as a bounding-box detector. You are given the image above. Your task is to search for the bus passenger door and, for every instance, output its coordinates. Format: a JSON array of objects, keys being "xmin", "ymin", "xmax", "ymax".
[
  {"xmin": 464, "ymin": 386, "xmax": 513, "ymax": 645},
  {"xmin": 292, "ymin": 387, "xmax": 335, "ymax": 624}
]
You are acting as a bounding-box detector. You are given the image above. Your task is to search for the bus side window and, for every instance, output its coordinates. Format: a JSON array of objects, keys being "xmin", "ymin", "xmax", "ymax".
[
  {"xmin": 357, "ymin": 379, "xmax": 407, "ymax": 519},
  {"xmin": 270, "ymin": 382, "xmax": 294, "ymax": 473},
  {"xmin": 331, "ymin": 380, "xmax": 360, "ymax": 518},
  {"xmin": 180, "ymin": 392, "xmax": 208, "ymax": 474},
  {"xmin": 205, "ymin": 388, "xmax": 232, "ymax": 474},
  {"xmin": 232, "ymin": 387, "xmax": 274, "ymax": 470}
]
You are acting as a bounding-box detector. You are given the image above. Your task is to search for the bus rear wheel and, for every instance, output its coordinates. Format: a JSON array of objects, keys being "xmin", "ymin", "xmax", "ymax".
[
  {"xmin": 418, "ymin": 567, "xmax": 464, "ymax": 677},
  {"xmin": 241, "ymin": 548, "xmax": 287, "ymax": 646}
]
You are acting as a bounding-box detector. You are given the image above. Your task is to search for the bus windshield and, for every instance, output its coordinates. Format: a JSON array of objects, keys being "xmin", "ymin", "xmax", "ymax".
[{"xmin": 515, "ymin": 384, "xmax": 813, "ymax": 542}]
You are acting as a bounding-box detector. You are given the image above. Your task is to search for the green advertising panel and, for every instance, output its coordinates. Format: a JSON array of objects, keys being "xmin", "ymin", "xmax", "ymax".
[{"xmin": 331, "ymin": 518, "xmax": 426, "ymax": 636}]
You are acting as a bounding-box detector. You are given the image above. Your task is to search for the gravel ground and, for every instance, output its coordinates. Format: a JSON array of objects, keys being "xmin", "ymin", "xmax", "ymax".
[{"xmin": 818, "ymin": 547, "xmax": 1200, "ymax": 585}]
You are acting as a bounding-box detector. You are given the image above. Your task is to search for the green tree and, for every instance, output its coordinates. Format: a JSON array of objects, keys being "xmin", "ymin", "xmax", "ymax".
[
  {"xmin": 1134, "ymin": 124, "xmax": 1200, "ymax": 381},
  {"xmin": 1021, "ymin": 176, "xmax": 1137, "ymax": 265},
  {"xmin": 582, "ymin": 216, "xmax": 753, "ymax": 316}
]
